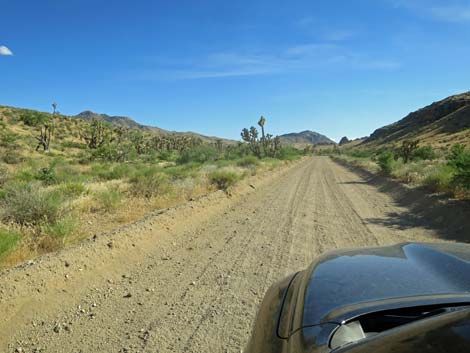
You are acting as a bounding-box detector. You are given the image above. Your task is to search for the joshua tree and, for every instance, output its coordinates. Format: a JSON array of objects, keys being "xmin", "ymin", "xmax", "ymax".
[
  {"xmin": 81, "ymin": 119, "xmax": 112, "ymax": 149},
  {"xmin": 36, "ymin": 123, "xmax": 52, "ymax": 151},
  {"xmin": 242, "ymin": 117, "xmax": 282, "ymax": 158},
  {"xmin": 35, "ymin": 103, "xmax": 57, "ymax": 152},
  {"xmin": 258, "ymin": 116, "xmax": 266, "ymax": 155},
  {"xmin": 400, "ymin": 140, "xmax": 419, "ymax": 163}
]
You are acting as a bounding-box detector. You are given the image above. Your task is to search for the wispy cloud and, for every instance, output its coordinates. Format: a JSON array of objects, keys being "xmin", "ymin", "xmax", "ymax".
[
  {"xmin": 140, "ymin": 44, "xmax": 400, "ymax": 80},
  {"xmin": 430, "ymin": 5, "xmax": 470, "ymax": 22},
  {"xmin": 0, "ymin": 45, "xmax": 13, "ymax": 56},
  {"xmin": 387, "ymin": 0, "xmax": 470, "ymax": 23}
]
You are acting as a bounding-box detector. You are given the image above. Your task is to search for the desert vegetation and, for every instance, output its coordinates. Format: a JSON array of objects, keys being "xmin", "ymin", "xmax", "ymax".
[
  {"xmin": 0, "ymin": 105, "xmax": 304, "ymax": 266},
  {"xmin": 327, "ymin": 140, "xmax": 470, "ymax": 199}
]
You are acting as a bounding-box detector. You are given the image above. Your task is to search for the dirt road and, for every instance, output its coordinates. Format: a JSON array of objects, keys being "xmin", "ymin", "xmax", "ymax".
[{"xmin": 0, "ymin": 157, "xmax": 452, "ymax": 352}]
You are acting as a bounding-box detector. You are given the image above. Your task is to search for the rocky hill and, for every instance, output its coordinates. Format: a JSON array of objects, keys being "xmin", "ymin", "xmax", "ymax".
[
  {"xmin": 74, "ymin": 110, "xmax": 234, "ymax": 144},
  {"xmin": 280, "ymin": 130, "xmax": 335, "ymax": 145},
  {"xmin": 364, "ymin": 92, "xmax": 470, "ymax": 147}
]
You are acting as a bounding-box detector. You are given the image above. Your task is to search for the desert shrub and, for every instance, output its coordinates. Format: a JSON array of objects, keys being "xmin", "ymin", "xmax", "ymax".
[
  {"xmin": 94, "ymin": 188, "xmax": 123, "ymax": 211},
  {"xmin": 236, "ymin": 155, "xmax": 260, "ymax": 167},
  {"xmin": 347, "ymin": 149, "xmax": 374, "ymax": 159},
  {"xmin": 54, "ymin": 165, "xmax": 88, "ymax": 184},
  {"xmin": 129, "ymin": 170, "xmax": 170, "ymax": 198},
  {"xmin": 0, "ymin": 227, "xmax": 21, "ymax": 259},
  {"xmin": 41, "ymin": 215, "xmax": 78, "ymax": 239},
  {"xmin": 61, "ymin": 141, "xmax": 87, "ymax": 149},
  {"xmin": 209, "ymin": 170, "xmax": 240, "ymax": 191},
  {"xmin": 448, "ymin": 144, "xmax": 466, "ymax": 166},
  {"xmin": 56, "ymin": 182, "xmax": 87, "ymax": 198},
  {"xmin": 277, "ymin": 146, "xmax": 302, "ymax": 160},
  {"xmin": 35, "ymin": 167, "xmax": 57, "ymax": 185},
  {"xmin": 412, "ymin": 146, "xmax": 437, "ymax": 161},
  {"xmin": 451, "ymin": 149, "xmax": 470, "ymax": 190},
  {"xmin": 1, "ymin": 183, "xmax": 65, "ymax": 225},
  {"xmin": 2, "ymin": 152, "xmax": 23, "ymax": 165},
  {"xmin": 19, "ymin": 110, "xmax": 50, "ymax": 127},
  {"xmin": 177, "ymin": 145, "xmax": 219, "ymax": 164},
  {"xmin": 13, "ymin": 170, "xmax": 36, "ymax": 183},
  {"xmin": 0, "ymin": 130, "xmax": 19, "ymax": 148},
  {"xmin": 90, "ymin": 163, "xmax": 131, "ymax": 181},
  {"xmin": 163, "ymin": 164, "xmax": 199, "ymax": 180},
  {"xmin": 377, "ymin": 151, "xmax": 395, "ymax": 174},
  {"xmin": 423, "ymin": 165, "xmax": 454, "ymax": 193},
  {"xmin": 90, "ymin": 143, "xmax": 138, "ymax": 163}
]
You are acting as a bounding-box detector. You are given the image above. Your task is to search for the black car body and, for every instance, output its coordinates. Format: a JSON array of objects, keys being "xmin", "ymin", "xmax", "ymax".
[{"xmin": 245, "ymin": 242, "xmax": 470, "ymax": 353}]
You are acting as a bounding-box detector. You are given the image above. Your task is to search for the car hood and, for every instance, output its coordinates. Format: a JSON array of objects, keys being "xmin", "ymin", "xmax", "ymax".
[{"xmin": 302, "ymin": 242, "xmax": 470, "ymax": 327}]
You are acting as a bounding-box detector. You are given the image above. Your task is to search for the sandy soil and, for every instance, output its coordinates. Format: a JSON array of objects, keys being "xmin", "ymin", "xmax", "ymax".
[{"xmin": 0, "ymin": 157, "xmax": 460, "ymax": 353}]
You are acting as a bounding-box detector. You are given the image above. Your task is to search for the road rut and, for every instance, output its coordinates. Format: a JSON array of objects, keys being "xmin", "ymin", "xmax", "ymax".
[{"xmin": 0, "ymin": 157, "xmax": 446, "ymax": 352}]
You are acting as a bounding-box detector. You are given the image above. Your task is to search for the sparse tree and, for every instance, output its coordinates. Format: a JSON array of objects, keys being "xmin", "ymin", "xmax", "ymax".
[
  {"xmin": 35, "ymin": 123, "xmax": 53, "ymax": 151},
  {"xmin": 400, "ymin": 140, "xmax": 419, "ymax": 163},
  {"xmin": 258, "ymin": 116, "xmax": 266, "ymax": 155},
  {"xmin": 81, "ymin": 119, "xmax": 113, "ymax": 149}
]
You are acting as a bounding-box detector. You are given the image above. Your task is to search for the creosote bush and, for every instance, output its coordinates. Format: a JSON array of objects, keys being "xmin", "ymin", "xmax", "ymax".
[
  {"xmin": 209, "ymin": 170, "xmax": 240, "ymax": 191},
  {"xmin": 129, "ymin": 170, "xmax": 171, "ymax": 198},
  {"xmin": 1, "ymin": 182, "xmax": 65, "ymax": 226},
  {"xmin": 94, "ymin": 188, "xmax": 123, "ymax": 212},
  {"xmin": 377, "ymin": 151, "xmax": 395, "ymax": 174}
]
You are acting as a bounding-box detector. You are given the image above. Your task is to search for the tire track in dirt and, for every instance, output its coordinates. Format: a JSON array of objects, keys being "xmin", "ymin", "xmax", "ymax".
[{"xmin": 0, "ymin": 157, "xmax": 446, "ymax": 353}]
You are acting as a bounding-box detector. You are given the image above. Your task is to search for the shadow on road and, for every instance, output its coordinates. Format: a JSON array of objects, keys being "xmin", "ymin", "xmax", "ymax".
[{"xmin": 334, "ymin": 159, "xmax": 470, "ymax": 244}]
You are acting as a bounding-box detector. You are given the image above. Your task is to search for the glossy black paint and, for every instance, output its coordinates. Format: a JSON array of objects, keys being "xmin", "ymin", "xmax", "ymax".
[{"xmin": 245, "ymin": 242, "xmax": 470, "ymax": 353}]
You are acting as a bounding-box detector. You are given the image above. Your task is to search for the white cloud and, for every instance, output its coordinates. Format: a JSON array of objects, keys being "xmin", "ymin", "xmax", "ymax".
[
  {"xmin": 0, "ymin": 45, "xmax": 13, "ymax": 56},
  {"xmin": 147, "ymin": 44, "xmax": 400, "ymax": 80}
]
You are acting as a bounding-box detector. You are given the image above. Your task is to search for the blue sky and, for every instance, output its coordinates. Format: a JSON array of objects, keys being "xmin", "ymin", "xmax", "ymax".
[{"xmin": 1, "ymin": 0, "xmax": 469, "ymax": 141}]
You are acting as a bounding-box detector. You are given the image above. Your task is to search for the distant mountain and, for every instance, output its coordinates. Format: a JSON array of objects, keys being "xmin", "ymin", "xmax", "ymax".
[
  {"xmin": 339, "ymin": 136, "xmax": 350, "ymax": 145},
  {"xmin": 364, "ymin": 92, "xmax": 470, "ymax": 147},
  {"xmin": 74, "ymin": 111, "xmax": 234, "ymax": 144},
  {"xmin": 280, "ymin": 130, "xmax": 335, "ymax": 145}
]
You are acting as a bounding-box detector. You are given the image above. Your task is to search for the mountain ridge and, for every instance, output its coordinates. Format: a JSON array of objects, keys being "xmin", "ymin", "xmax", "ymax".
[
  {"xmin": 363, "ymin": 92, "xmax": 470, "ymax": 147},
  {"xmin": 280, "ymin": 130, "xmax": 335, "ymax": 145}
]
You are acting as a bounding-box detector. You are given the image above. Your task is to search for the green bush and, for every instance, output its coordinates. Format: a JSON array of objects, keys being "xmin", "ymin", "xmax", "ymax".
[
  {"xmin": 347, "ymin": 149, "xmax": 374, "ymax": 159},
  {"xmin": 423, "ymin": 165, "xmax": 454, "ymax": 193},
  {"xmin": 278, "ymin": 146, "xmax": 302, "ymax": 160},
  {"xmin": 2, "ymin": 152, "xmax": 23, "ymax": 165},
  {"xmin": 61, "ymin": 141, "xmax": 87, "ymax": 149},
  {"xmin": 41, "ymin": 216, "xmax": 78, "ymax": 239},
  {"xmin": 19, "ymin": 110, "xmax": 50, "ymax": 127},
  {"xmin": 35, "ymin": 167, "xmax": 57, "ymax": 185},
  {"xmin": 209, "ymin": 170, "xmax": 240, "ymax": 191},
  {"xmin": 1, "ymin": 183, "xmax": 65, "ymax": 225},
  {"xmin": 94, "ymin": 188, "xmax": 123, "ymax": 211},
  {"xmin": 90, "ymin": 163, "xmax": 131, "ymax": 181},
  {"xmin": 0, "ymin": 130, "xmax": 19, "ymax": 148},
  {"xmin": 129, "ymin": 170, "xmax": 170, "ymax": 198},
  {"xmin": 448, "ymin": 144, "xmax": 466, "ymax": 166},
  {"xmin": 451, "ymin": 148, "xmax": 470, "ymax": 190},
  {"xmin": 0, "ymin": 227, "xmax": 21, "ymax": 259},
  {"xmin": 377, "ymin": 151, "xmax": 395, "ymax": 174},
  {"xmin": 177, "ymin": 146, "xmax": 219, "ymax": 164},
  {"xmin": 163, "ymin": 164, "xmax": 199, "ymax": 180},
  {"xmin": 236, "ymin": 156, "xmax": 260, "ymax": 167},
  {"xmin": 56, "ymin": 182, "xmax": 87, "ymax": 198},
  {"xmin": 412, "ymin": 146, "xmax": 437, "ymax": 161}
]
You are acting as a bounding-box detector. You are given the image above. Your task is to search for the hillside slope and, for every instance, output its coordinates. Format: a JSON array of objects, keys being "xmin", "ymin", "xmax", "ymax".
[
  {"xmin": 75, "ymin": 110, "xmax": 234, "ymax": 144},
  {"xmin": 364, "ymin": 92, "xmax": 470, "ymax": 148},
  {"xmin": 280, "ymin": 130, "xmax": 335, "ymax": 145}
]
